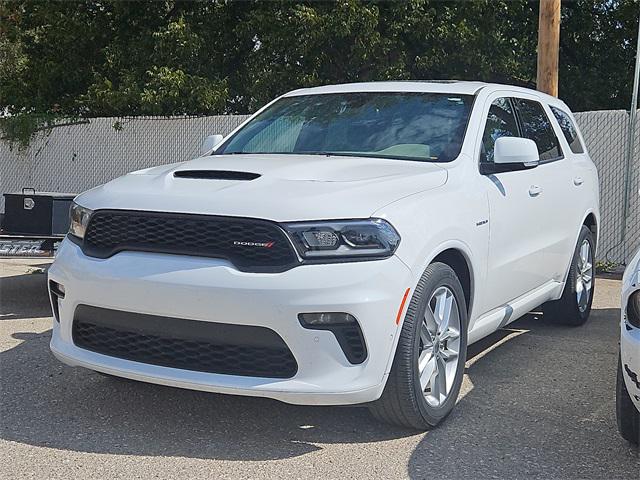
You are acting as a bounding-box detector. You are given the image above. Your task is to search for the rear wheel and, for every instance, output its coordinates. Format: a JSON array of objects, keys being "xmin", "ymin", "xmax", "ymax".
[
  {"xmin": 369, "ymin": 262, "xmax": 468, "ymax": 430},
  {"xmin": 543, "ymin": 226, "xmax": 595, "ymax": 326},
  {"xmin": 616, "ymin": 356, "xmax": 640, "ymax": 445}
]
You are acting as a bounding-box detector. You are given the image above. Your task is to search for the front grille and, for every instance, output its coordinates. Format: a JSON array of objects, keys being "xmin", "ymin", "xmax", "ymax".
[
  {"xmin": 72, "ymin": 305, "xmax": 298, "ymax": 379},
  {"xmin": 82, "ymin": 210, "xmax": 299, "ymax": 272}
]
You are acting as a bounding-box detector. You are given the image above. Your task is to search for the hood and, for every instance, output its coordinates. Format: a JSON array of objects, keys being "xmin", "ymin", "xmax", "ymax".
[{"xmin": 76, "ymin": 154, "xmax": 447, "ymax": 221}]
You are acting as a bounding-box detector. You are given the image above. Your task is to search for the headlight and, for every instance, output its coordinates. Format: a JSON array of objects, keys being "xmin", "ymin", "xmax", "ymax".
[
  {"xmin": 283, "ymin": 218, "xmax": 400, "ymax": 261},
  {"xmin": 68, "ymin": 202, "xmax": 93, "ymax": 240},
  {"xmin": 628, "ymin": 291, "xmax": 640, "ymax": 329}
]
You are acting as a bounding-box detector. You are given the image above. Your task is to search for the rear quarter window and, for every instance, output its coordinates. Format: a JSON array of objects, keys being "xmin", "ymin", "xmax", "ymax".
[{"xmin": 550, "ymin": 106, "xmax": 585, "ymax": 154}]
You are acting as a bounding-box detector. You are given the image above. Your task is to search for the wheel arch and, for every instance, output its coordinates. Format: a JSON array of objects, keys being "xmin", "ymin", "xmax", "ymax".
[
  {"xmin": 431, "ymin": 248, "xmax": 474, "ymax": 320},
  {"xmin": 380, "ymin": 242, "xmax": 477, "ymax": 394},
  {"xmin": 556, "ymin": 210, "xmax": 599, "ymax": 293},
  {"xmin": 583, "ymin": 212, "xmax": 598, "ymax": 251},
  {"xmin": 402, "ymin": 241, "xmax": 477, "ymax": 323}
]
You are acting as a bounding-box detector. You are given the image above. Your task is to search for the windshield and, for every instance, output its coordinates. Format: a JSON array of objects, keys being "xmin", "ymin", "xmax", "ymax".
[{"xmin": 217, "ymin": 92, "xmax": 474, "ymax": 162}]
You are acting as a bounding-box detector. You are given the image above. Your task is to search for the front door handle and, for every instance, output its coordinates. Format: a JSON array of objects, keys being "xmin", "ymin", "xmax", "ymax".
[
  {"xmin": 529, "ymin": 185, "xmax": 543, "ymax": 197},
  {"xmin": 573, "ymin": 177, "xmax": 584, "ymax": 186}
]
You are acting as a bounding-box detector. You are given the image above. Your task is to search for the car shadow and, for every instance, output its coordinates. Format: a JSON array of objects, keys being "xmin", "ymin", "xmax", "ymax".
[
  {"xmin": 1, "ymin": 305, "xmax": 637, "ymax": 471},
  {"xmin": 0, "ymin": 328, "xmax": 415, "ymax": 461},
  {"xmin": 408, "ymin": 308, "xmax": 640, "ymax": 478},
  {"xmin": 0, "ymin": 266, "xmax": 52, "ymax": 320}
]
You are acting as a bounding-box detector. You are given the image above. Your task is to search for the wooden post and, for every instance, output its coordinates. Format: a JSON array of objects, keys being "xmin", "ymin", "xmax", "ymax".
[{"xmin": 536, "ymin": 0, "xmax": 561, "ymax": 97}]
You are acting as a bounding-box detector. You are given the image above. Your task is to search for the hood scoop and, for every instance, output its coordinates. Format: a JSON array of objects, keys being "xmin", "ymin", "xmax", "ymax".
[{"xmin": 173, "ymin": 170, "xmax": 261, "ymax": 181}]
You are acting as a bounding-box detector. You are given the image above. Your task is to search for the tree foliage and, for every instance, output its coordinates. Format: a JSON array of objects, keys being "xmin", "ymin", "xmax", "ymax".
[{"xmin": 1, "ymin": 0, "xmax": 638, "ymax": 137}]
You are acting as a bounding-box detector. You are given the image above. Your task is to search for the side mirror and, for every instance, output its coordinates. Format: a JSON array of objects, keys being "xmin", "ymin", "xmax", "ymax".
[
  {"xmin": 494, "ymin": 137, "xmax": 539, "ymax": 166},
  {"xmin": 200, "ymin": 134, "xmax": 223, "ymax": 155}
]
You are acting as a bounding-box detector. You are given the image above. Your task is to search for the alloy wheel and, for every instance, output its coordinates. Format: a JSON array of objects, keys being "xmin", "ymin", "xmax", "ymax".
[
  {"xmin": 417, "ymin": 286, "xmax": 462, "ymax": 407},
  {"xmin": 576, "ymin": 239, "xmax": 593, "ymax": 313}
]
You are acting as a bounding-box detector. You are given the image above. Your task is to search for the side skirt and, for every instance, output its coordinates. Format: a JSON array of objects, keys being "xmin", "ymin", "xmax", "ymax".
[{"xmin": 468, "ymin": 280, "xmax": 563, "ymax": 345}]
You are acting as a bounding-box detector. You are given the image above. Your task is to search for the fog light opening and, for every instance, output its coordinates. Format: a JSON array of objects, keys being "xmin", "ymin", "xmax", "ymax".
[
  {"xmin": 49, "ymin": 280, "xmax": 65, "ymax": 299},
  {"xmin": 298, "ymin": 312, "xmax": 367, "ymax": 364},
  {"xmin": 298, "ymin": 312, "xmax": 356, "ymax": 326},
  {"xmin": 49, "ymin": 280, "xmax": 65, "ymax": 323},
  {"xmin": 627, "ymin": 291, "xmax": 640, "ymax": 329}
]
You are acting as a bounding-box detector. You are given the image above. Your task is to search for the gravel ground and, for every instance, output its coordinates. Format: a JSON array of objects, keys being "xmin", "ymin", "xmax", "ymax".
[{"xmin": 1, "ymin": 259, "xmax": 638, "ymax": 479}]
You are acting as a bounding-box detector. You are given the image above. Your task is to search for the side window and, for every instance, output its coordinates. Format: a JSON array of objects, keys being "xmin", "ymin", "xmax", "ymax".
[
  {"xmin": 513, "ymin": 99, "xmax": 563, "ymax": 161},
  {"xmin": 550, "ymin": 106, "xmax": 585, "ymax": 154},
  {"xmin": 481, "ymin": 97, "xmax": 520, "ymax": 163}
]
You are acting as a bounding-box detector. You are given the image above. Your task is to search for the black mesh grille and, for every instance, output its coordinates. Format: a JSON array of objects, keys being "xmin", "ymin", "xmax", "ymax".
[
  {"xmin": 82, "ymin": 210, "xmax": 298, "ymax": 272},
  {"xmin": 72, "ymin": 305, "xmax": 298, "ymax": 378}
]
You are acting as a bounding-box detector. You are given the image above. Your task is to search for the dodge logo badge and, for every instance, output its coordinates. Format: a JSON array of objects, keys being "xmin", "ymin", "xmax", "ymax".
[{"xmin": 233, "ymin": 241, "xmax": 275, "ymax": 248}]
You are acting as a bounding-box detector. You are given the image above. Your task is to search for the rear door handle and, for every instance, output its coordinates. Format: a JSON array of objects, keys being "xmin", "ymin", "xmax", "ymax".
[
  {"xmin": 529, "ymin": 185, "xmax": 543, "ymax": 196},
  {"xmin": 573, "ymin": 177, "xmax": 584, "ymax": 186}
]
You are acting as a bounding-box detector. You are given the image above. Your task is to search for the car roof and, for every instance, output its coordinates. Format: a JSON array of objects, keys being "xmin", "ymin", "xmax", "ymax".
[
  {"xmin": 284, "ymin": 81, "xmax": 488, "ymax": 96},
  {"xmin": 283, "ymin": 81, "xmax": 565, "ymax": 108}
]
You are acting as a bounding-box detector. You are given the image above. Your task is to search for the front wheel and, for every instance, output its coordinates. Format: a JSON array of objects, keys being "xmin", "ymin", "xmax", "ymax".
[
  {"xmin": 369, "ymin": 262, "xmax": 468, "ymax": 430},
  {"xmin": 543, "ymin": 225, "xmax": 595, "ymax": 326}
]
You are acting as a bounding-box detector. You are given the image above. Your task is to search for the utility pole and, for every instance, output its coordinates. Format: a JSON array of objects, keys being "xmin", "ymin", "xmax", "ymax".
[
  {"xmin": 620, "ymin": 15, "xmax": 640, "ymax": 263},
  {"xmin": 536, "ymin": 0, "xmax": 561, "ymax": 97}
]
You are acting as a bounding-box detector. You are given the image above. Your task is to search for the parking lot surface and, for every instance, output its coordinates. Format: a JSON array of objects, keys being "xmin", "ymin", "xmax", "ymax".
[{"xmin": 1, "ymin": 259, "xmax": 638, "ymax": 479}]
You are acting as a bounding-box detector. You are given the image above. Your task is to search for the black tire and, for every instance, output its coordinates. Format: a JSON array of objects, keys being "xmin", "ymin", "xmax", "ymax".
[
  {"xmin": 616, "ymin": 355, "xmax": 640, "ymax": 445},
  {"xmin": 369, "ymin": 262, "xmax": 468, "ymax": 430},
  {"xmin": 542, "ymin": 225, "xmax": 595, "ymax": 326}
]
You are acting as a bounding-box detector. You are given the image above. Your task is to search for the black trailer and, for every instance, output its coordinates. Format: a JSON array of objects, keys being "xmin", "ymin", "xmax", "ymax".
[{"xmin": 0, "ymin": 188, "xmax": 75, "ymax": 258}]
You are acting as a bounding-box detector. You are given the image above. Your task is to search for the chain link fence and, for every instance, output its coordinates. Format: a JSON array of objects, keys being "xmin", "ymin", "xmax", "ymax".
[
  {"xmin": 574, "ymin": 110, "xmax": 640, "ymax": 264},
  {"xmin": 0, "ymin": 115, "xmax": 249, "ymax": 201},
  {"xmin": 1, "ymin": 111, "xmax": 638, "ymax": 263}
]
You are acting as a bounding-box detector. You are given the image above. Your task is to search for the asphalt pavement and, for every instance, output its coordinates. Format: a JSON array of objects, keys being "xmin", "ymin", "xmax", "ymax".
[{"xmin": 0, "ymin": 259, "xmax": 638, "ymax": 479}]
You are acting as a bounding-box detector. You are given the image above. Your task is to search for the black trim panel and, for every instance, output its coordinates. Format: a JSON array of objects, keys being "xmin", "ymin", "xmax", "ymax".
[
  {"xmin": 298, "ymin": 314, "xmax": 368, "ymax": 364},
  {"xmin": 72, "ymin": 305, "xmax": 298, "ymax": 378},
  {"xmin": 173, "ymin": 170, "xmax": 261, "ymax": 181},
  {"xmin": 479, "ymin": 161, "xmax": 538, "ymax": 175},
  {"xmin": 48, "ymin": 281, "xmax": 63, "ymax": 322}
]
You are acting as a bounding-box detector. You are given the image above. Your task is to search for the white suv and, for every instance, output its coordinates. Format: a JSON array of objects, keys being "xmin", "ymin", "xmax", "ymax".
[
  {"xmin": 617, "ymin": 248, "xmax": 640, "ymax": 444},
  {"xmin": 49, "ymin": 82, "xmax": 599, "ymax": 429}
]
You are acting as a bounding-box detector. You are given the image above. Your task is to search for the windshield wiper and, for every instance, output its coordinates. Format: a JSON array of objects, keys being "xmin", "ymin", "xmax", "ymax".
[
  {"xmin": 215, "ymin": 151, "xmax": 438, "ymax": 162},
  {"xmin": 215, "ymin": 151, "xmax": 297, "ymax": 155}
]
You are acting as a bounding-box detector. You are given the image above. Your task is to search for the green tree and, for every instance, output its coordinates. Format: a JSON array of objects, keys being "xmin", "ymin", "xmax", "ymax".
[
  {"xmin": 0, "ymin": 0, "xmax": 638, "ymax": 147},
  {"xmin": 560, "ymin": 0, "xmax": 640, "ymax": 111}
]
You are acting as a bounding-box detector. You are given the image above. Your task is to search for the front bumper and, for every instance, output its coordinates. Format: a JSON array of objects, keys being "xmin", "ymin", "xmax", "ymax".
[
  {"xmin": 621, "ymin": 260, "xmax": 640, "ymax": 411},
  {"xmin": 48, "ymin": 238, "xmax": 413, "ymax": 405},
  {"xmin": 621, "ymin": 323, "xmax": 640, "ymax": 411}
]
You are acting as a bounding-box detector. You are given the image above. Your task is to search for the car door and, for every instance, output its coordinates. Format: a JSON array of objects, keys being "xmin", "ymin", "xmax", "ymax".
[
  {"xmin": 548, "ymin": 105, "xmax": 595, "ymax": 278},
  {"xmin": 478, "ymin": 95, "xmax": 553, "ymax": 314},
  {"xmin": 512, "ymin": 98, "xmax": 577, "ymax": 283}
]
